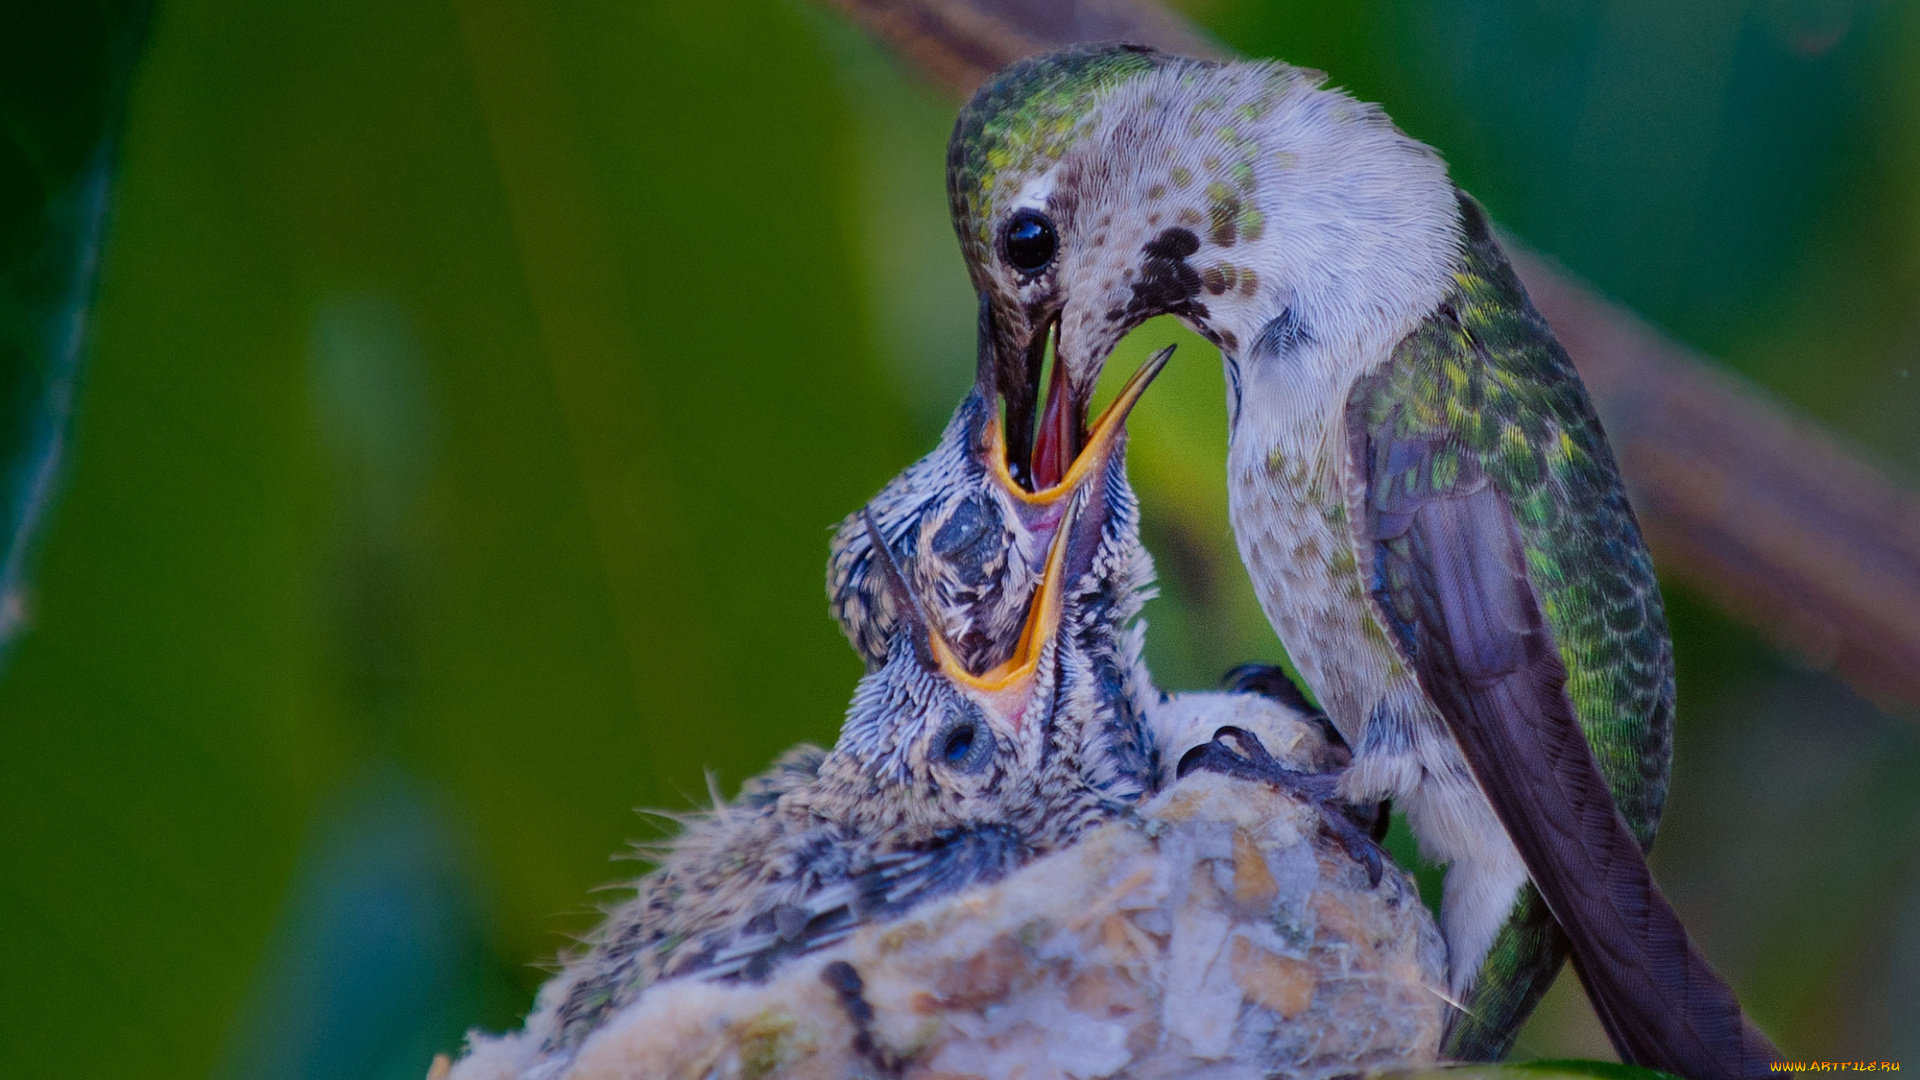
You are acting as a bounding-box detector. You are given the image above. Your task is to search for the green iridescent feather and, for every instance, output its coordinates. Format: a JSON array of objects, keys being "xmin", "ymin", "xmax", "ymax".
[
  {"xmin": 946, "ymin": 45, "xmax": 1165, "ymax": 268},
  {"xmin": 1353, "ymin": 193, "xmax": 1675, "ymax": 1058}
]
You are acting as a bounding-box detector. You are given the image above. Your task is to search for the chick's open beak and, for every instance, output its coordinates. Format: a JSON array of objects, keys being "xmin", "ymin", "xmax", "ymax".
[
  {"xmin": 985, "ymin": 343, "xmax": 1172, "ymax": 509},
  {"xmin": 929, "ymin": 501, "xmax": 1076, "ymax": 731}
]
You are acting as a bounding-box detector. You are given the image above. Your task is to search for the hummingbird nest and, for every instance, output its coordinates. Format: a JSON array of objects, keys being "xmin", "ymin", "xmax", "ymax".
[{"xmin": 444, "ymin": 700, "xmax": 1447, "ymax": 1080}]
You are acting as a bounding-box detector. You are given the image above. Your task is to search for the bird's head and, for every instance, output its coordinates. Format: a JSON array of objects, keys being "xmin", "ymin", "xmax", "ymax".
[
  {"xmin": 828, "ymin": 493, "xmax": 1138, "ymax": 842},
  {"xmin": 829, "ymin": 343, "xmax": 1169, "ymax": 673},
  {"xmin": 949, "ymin": 44, "xmax": 1458, "ymax": 465}
]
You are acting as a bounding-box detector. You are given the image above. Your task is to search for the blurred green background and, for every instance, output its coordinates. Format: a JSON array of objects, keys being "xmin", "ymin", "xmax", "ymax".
[{"xmin": 3, "ymin": 0, "xmax": 1917, "ymax": 1076}]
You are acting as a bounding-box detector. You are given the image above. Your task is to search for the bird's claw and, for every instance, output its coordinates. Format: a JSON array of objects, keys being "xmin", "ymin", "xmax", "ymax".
[
  {"xmin": 1177, "ymin": 726, "xmax": 1387, "ymax": 888},
  {"xmin": 1222, "ymin": 663, "xmax": 1353, "ymax": 767}
]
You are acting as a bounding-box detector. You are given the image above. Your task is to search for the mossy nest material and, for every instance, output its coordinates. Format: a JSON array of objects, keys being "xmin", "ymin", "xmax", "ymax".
[{"xmin": 447, "ymin": 698, "xmax": 1446, "ymax": 1080}]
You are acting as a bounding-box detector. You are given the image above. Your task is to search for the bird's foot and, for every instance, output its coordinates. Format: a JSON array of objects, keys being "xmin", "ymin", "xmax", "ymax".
[
  {"xmin": 1222, "ymin": 662, "xmax": 1352, "ymax": 768},
  {"xmin": 1176, "ymin": 725, "xmax": 1387, "ymax": 887}
]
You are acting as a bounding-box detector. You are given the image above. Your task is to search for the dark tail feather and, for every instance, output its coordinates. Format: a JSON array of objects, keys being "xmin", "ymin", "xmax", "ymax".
[{"xmin": 1399, "ymin": 490, "xmax": 1781, "ymax": 1078}]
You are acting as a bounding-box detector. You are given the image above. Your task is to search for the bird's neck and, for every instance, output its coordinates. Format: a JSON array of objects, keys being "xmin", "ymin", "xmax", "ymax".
[{"xmin": 1188, "ymin": 78, "xmax": 1463, "ymax": 467}]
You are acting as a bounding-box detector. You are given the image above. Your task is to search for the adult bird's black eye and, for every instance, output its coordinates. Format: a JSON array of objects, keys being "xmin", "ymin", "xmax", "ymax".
[
  {"xmin": 1003, "ymin": 209, "xmax": 1058, "ymax": 274},
  {"xmin": 934, "ymin": 708, "xmax": 996, "ymax": 774}
]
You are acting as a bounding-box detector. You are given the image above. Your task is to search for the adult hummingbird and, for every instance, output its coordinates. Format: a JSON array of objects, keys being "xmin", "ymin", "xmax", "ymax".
[
  {"xmin": 546, "ymin": 498, "xmax": 1135, "ymax": 1053},
  {"xmin": 946, "ymin": 44, "xmax": 1778, "ymax": 1076}
]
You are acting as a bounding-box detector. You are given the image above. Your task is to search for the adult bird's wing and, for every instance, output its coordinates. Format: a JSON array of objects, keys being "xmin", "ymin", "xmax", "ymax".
[{"xmin": 1348, "ymin": 193, "xmax": 1779, "ymax": 1078}]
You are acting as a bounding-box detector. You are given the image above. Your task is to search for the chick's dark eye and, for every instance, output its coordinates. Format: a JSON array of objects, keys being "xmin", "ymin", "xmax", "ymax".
[
  {"xmin": 933, "ymin": 708, "xmax": 996, "ymax": 774},
  {"xmin": 1003, "ymin": 210, "xmax": 1057, "ymax": 274},
  {"xmin": 944, "ymin": 726, "xmax": 974, "ymax": 763}
]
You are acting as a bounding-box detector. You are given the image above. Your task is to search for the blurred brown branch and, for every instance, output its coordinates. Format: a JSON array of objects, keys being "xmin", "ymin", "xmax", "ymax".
[
  {"xmin": 817, "ymin": 0, "xmax": 1225, "ymax": 90},
  {"xmin": 816, "ymin": 0, "xmax": 1920, "ymax": 709}
]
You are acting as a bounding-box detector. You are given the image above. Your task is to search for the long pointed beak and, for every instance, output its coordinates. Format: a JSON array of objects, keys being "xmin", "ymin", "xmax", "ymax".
[
  {"xmin": 928, "ymin": 501, "xmax": 1076, "ymax": 730},
  {"xmin": 979, "ymin": 296, "xmax": 1053, "ymax": 491},
  {"xmin": 985, "ymin": 344, "xmax": 1173, "ymax": 509}
]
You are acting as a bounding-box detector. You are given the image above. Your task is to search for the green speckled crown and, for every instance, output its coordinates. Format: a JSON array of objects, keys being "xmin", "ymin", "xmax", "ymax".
[{"xmin": 946, "ymin": 44, "xmax": 1170, "ymax": 272}]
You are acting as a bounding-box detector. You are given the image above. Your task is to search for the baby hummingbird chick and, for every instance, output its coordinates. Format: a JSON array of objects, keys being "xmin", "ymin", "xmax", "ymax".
[
  {"xmin": 828, "ymin": 343, "xmax": 1174, "ymax": 808},
  {"xmin": 546, "ymin": 497, "xmax": 1137, "ymax": 1054},
  {"xmin": 828, "ymin": 341, "xmax": 1171, "ymax": 676}
]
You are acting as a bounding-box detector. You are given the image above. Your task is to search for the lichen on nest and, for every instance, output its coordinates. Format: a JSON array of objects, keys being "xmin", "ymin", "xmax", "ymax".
[{"xmin": 444, "ymin": 701, "xmax": 1447, "ymax": 1080}]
